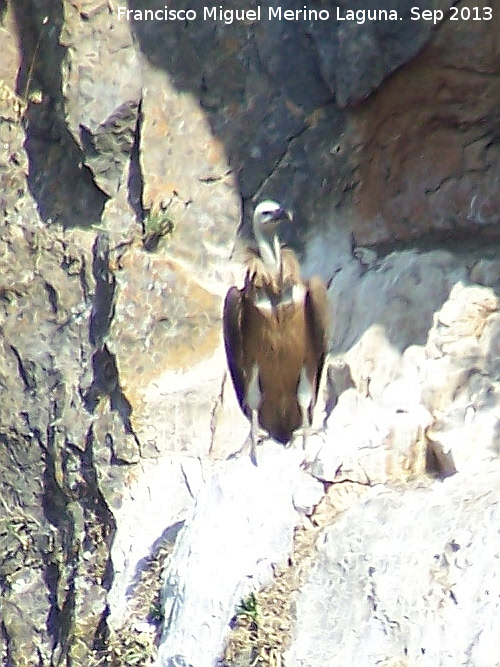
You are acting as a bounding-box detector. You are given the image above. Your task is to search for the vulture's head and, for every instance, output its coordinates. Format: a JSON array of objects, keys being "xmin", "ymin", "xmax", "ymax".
[{"xmin": 252, "ymin": 200, "xmax": 292, "ymax": 241}]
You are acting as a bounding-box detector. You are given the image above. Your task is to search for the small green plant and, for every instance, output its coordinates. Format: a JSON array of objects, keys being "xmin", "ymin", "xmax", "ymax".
[
  {"xmin": 235, "ymin": 592, "xmax": 259, "ymax": 625},
  {"xmin": 142, "ymin": 210, "xmax": 175, "ymax": 252},
  {"xmin": 109, "ymin": 632, "xmax": 155, "ymax": 667},
  {"xmin": 147, "ymin": 600, "xmax": 164, "ymax": 625}
]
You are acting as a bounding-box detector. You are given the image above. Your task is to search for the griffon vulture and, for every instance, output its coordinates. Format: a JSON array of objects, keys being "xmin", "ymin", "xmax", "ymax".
[{"xmin": 223, "ymin": 200, "xmax": 329, "ymax": 462}]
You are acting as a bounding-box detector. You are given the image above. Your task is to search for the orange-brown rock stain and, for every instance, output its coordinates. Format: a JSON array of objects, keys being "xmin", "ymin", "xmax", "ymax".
[
  {"xmin": 349, "ymin": 0, "xmax": 500, "ymax": 245},
  {"xmin": 110, "ymin": 244, "xmax": 222, "ymax": 413}
]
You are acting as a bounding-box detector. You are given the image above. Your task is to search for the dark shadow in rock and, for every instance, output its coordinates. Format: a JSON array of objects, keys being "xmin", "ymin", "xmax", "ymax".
[
  {"xmin": 81, "ymin": 427, "xmax": 117, "ymax": 594},
  {"xmin": 11, "ymin": 0, "xmax": 109, "ymax": 228},
  {"xmin": 85, "ymin": 345, "xmax": 138, "ymax": 440},
  {"xmin": 21, "ymin": 97, "xmax": 109, "ymax": 230},
  {"xmin": 323, "ymin": 358, "xmax": 355, "ymax": 424},
  {"xmin": 426, "ymin": 442, "xmax": 457, "ymax": 480},
  {"xmin": 127, "ymin": 99, "xmax": 146, "ymax": 224},
  {"xmin": 85, "ymin": 233, "xmax": 138, "ymax": 440},
  {"xmin": 41, "ymin": 427, "xmax": 75, "ymax": 653},
  {"xmin": 369, "ymin": 227, "xmax": 500, "ymax": 261},
  {"xmin": 125, "ymin": 520, "xmax": 185, "ymax": 615},
  {"xmin": 89, "ymin": 234, "xmax": 116, "ymax": 349},
  {"xmin": 40, "ymin": 422, "xmax": 118, "ymax": 658},
  {"xmin": 109, "ymin": 387, "xmax": 136, "ymax": 439},
  {"xmin": 84, "ymin": 346, "xmax": 119, "ymax": 411},
  {"xmin": 79, "ymin": 100, "xmax": 140, "ymax": 199}
]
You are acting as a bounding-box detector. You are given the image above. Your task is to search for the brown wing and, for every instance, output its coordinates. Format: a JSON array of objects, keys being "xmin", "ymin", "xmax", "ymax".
[
  {"xmin": 305, "ymin": 276, "xmax": 329, "ymax": 398},
  {"xmin": 223, "ymin": 286, "xmax": 248, "ymax": 414}
]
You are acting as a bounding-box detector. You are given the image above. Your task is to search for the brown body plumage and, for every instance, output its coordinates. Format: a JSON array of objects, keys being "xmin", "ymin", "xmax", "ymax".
[{"xmin": 223, "ymin": 201, "xmax": 329, "ymax": 460}]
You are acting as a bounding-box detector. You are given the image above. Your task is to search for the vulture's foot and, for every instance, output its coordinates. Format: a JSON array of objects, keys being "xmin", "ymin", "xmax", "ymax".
[{"xmin": 227, "ymin": 429, "xmax": 267, "ymax": 466}]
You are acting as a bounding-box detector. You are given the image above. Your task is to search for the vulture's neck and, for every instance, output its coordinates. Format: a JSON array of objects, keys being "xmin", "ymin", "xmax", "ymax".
[{"xmin": 255, "ymin": 229, "xmax": 282, "ymax": 276}]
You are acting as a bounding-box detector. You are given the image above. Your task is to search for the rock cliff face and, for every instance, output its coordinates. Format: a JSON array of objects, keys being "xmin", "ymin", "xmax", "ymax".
[
  {"xmin": 1, "ymin": 0, "xmax": 500, "ymax": 665},
  {"xmin": 287, "ymin": 468, "xmax": 500, "ymax": 666}
]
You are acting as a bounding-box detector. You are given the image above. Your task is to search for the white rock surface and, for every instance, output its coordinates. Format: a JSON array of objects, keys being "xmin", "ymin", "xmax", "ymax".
[
  {"xmin": 139, "ymin": 348, "xmax": 248, "ymax": 460},
  {"xmin": 309, "ymin": 387, "xmax": 431, "ymax": 484},
  {"xmin": 155, "ymin": 443, "xmax": 324, "ymax": 667},
  {"xmin": 311, "ymin": 281, "xmax": 500, "ymax": 484},
  {"xmin": 305, "ymin": 242, "xmax": 466, "ymax": 354},
  {"xmin": 107, "ymin": 455, "xmax": 207, "ymax": 629},
  {"xmin": 286, "ymin": 466, "xmax": 500, "ymax": 666}
]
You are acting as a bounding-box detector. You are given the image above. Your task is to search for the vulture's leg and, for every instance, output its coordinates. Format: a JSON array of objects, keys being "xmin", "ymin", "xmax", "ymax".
[
  {"xmin": 227, "ymin": 366, "xmax": 263, "ymax": 464},
  {"xmin": 247, "ymin": 364, "xmax": 262, "ymax": 465},
  {"xmin": 297, "ymin": 366, "xmax": 314, "ymax": 450}
]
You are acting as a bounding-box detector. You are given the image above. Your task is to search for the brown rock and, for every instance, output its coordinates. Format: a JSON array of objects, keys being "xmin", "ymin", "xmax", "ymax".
[{"xmin": 351, "ymin": 3, "xmax": 500, "ymax": 244}]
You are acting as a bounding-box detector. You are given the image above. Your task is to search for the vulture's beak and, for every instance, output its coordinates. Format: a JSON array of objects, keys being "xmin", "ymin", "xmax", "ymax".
[{"xmin": 273, "ymin": 207, "xmax": 293, "ymax": 223}]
